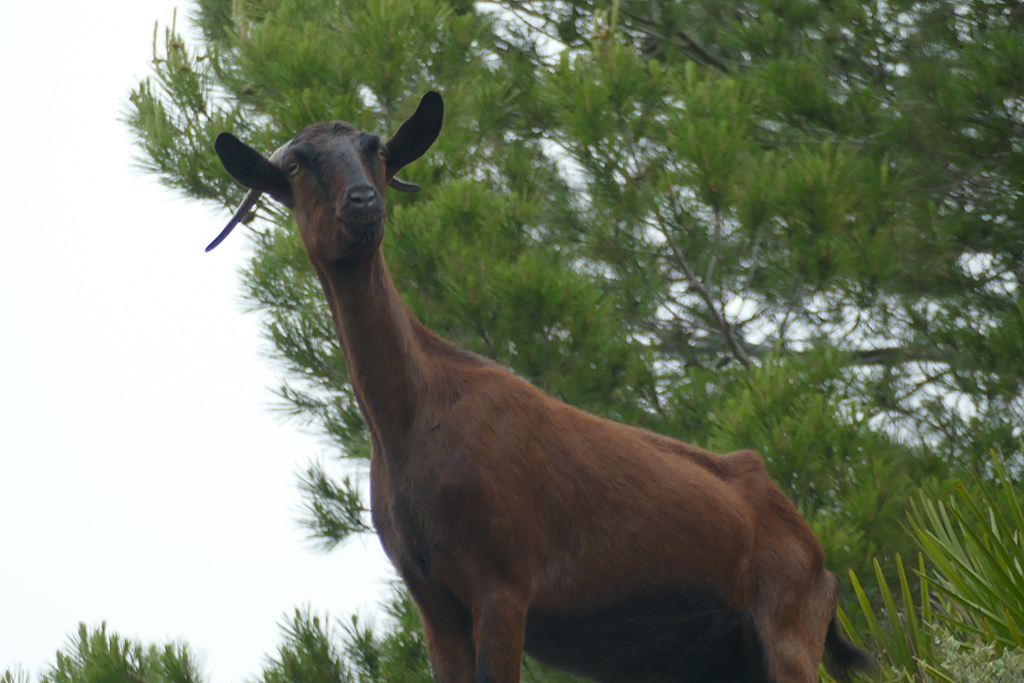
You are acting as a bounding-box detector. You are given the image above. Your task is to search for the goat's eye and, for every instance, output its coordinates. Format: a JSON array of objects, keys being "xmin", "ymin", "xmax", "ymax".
[
  {"xmin": 377, "ymin": 147, "xmax": 388, "ymax": 162},
  {"xmin": 286, "ymin": 161, "xmax": 301, "ymax": 176}
]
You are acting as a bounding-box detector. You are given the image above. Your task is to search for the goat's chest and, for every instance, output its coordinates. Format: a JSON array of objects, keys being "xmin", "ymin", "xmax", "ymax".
[
  {"xmin": 369, "ymin": 472, "xmax": 431, "ymax": 579},
  {"xmin": 368, "ymin": 449, "xmax": 484, "ymax": 582}
]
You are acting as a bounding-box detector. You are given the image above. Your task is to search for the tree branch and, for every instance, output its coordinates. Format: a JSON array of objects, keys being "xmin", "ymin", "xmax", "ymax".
[
  {"xmin": 657, "ymin": 222, "xmax": 752, "ymax": 367},
  {"xmin": 618, "ymin": 6, "xmax": 730, "ymax": 73}
]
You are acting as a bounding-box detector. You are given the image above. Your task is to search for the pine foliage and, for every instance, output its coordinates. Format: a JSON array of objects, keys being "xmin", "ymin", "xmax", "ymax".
[
  {"xmin": 127, "ymin": 1, "xmax": 1024, "ymax": 580},
  {"xmin": 29, "ymin": 625, "xmax": 203, "ymax": 683},
  {"xmin": 123, "ymin": 0, "xmax": 1024, "ymax": 673}
]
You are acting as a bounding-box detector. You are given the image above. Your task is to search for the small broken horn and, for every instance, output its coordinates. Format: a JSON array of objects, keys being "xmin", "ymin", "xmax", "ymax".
[
  {"xmin": 206, "ymin": 140, "xmax": 292, "ymax": 252},
  {"xmin": 388, "ymin": 176, "xmax": 421, "ymax": 193},
  {"xmin": 206, "ymin": 188, "xmax": 262, "ymax": 252}
]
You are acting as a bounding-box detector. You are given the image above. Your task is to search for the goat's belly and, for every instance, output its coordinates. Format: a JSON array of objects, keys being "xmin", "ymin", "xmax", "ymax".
[{"xmin": 523, "ymin": 592, "xmax": 771, "ymax": 683}]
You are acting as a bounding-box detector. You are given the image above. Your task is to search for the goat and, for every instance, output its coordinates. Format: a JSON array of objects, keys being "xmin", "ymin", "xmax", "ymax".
[{"xmin": 211, "ymin": 91, "xmax": 873, "ymax": 683}]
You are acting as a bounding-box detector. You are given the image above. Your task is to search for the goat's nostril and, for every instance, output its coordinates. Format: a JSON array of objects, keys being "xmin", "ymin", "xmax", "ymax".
[{"xmin": 347, "ymin": 185, "xmax": 377, "ymax": 206}]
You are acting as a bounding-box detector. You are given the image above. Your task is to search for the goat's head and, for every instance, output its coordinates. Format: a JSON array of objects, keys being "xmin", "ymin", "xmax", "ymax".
[{"xmin": 210, "ymin": 91, "xmax": 444, "ymax": 265}]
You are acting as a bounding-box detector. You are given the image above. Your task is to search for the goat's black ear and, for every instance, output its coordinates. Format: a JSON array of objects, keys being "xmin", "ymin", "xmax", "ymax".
[
  {"xmin": 384, "ymin": 91, "xmax": 444, "ymax": 178},
  {"xmin": 215, "ymin": 133, "xmax": 292, "ymax": 201}
]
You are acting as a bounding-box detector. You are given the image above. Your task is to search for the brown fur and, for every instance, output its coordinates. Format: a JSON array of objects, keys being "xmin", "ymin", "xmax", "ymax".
[{"xmin": 214, "ymin": 92, "xmax": 871, "ymax": 683}]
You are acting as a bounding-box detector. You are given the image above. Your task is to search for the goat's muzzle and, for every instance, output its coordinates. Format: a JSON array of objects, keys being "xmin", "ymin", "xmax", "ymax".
[
  {"xmin": 335, "ymin": 183, "xmax": 385, "ymax": 244},
  {"xmin": 337, "ymin": 184, "xmax": 383, "ymax": 219}
]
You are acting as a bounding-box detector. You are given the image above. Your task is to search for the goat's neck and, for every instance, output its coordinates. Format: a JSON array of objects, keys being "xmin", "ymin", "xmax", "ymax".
[{"xmin": 312, "ymin": 250, "xmax": 428, "ymax": 448}]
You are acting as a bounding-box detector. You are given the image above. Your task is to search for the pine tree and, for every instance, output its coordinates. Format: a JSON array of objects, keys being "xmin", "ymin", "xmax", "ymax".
[
  {"xmin": 30, "ymin": 624, "xmax": 204, "ymax": 683},
  {"xmin": 489, "ymin": 0, "xmax": 1024, "ymax": 574},
  {"xmin": 127, "ymin": 0, "xmax": 1024, "ymax": 653}
]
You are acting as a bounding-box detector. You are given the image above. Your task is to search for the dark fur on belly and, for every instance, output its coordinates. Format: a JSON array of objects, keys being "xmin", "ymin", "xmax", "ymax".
[{"xmin": 524, "ymin": 592, "xmax": 772, "ymax": 683}]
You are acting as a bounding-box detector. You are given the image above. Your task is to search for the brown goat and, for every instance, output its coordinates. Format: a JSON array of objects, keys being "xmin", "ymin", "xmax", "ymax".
[{"xmin": 212, "ymin": 92, "xmax": 872, "ymax": 683}]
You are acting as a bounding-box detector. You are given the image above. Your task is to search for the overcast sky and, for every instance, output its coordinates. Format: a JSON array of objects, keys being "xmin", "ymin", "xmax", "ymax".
[{"xmin": 0, "ymin": 2, "xmax": 395, "ymax": 680}]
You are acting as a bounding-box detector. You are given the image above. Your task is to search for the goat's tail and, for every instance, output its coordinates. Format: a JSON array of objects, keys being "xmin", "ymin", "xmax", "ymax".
[{"xmin": 823, "ymin": 615, "xmax": 874, "ymax": 682}]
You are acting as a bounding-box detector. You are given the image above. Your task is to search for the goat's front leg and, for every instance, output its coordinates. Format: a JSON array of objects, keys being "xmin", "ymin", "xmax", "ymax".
[
  {"xmin": 471, "ymin": 585, "xmax": 529, "ymax": 683},
  {"xmin": 405, "ymin": 573, "xmax": 476, "ymax": 683}
]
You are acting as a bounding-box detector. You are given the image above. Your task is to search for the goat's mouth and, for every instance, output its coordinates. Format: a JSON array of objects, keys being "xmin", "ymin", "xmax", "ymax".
[{"xmin": 342, "ymin": 215, "xmax": 385, "ymax": 245}]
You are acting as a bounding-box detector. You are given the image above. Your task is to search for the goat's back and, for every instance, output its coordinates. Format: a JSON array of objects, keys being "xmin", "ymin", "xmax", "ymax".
[{"xmin": 393, "ymin": 361, "xmax": 822, "ymax": 610}]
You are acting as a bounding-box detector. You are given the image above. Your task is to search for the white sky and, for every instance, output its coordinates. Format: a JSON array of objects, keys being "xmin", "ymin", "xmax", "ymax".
[{"xmin": 0, "ymin": 2, "xmax": 394, "ymax": 680}]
